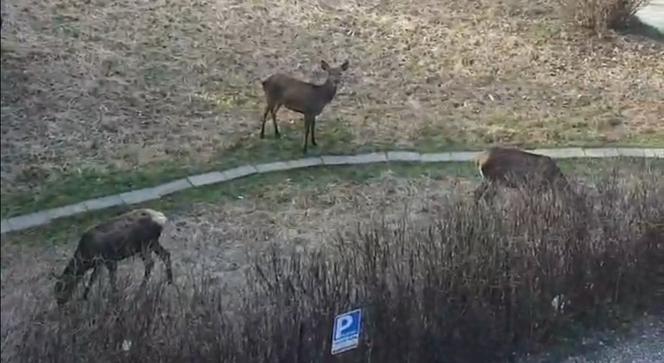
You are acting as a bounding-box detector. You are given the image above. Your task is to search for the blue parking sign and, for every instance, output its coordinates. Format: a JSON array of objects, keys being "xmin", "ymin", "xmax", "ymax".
[{"xmin": 331, "ymin": 308, "xmax": 362, "ymax": 355}]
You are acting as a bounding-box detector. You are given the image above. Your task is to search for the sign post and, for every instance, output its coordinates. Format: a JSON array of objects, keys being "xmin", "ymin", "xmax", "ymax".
[{"xmin": 331, "ymin": 308, "xmax": 362, "ymax": 355}]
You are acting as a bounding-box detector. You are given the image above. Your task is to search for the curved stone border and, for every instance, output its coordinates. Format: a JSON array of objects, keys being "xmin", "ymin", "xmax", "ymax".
[{"xmin": 1, "ymin": 147, "xmax": 662, "ymax": 235}]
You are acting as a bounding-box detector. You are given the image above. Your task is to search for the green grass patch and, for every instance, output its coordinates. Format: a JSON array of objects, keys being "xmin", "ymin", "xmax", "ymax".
[
  {"xmin": 2, "ymin": 161, "xmax": 474, "ymax": 247},
  {"xmin": 1, "ymin": 125, "xmax": 458, "ymax": 219},
  {"xmin": 1, "ymin": 127, "xmax": 661, "ymax": 219},
  {"xmin": 4, "ymin": 157, "xmax": 662, "ymax": 248}
]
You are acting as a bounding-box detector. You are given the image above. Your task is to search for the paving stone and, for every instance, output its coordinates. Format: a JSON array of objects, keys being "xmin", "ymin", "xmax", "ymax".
[
  {"xmin": 1, "ymin": 219, "xmax": 12, "ymax": 234},
  {"xmin": 46, "ymin": 202, "xmax": 88, "ymax": 220},
  {"xmin": 322, "ymin": 153, "xmax": 388, "ymax": 165},
  {"xmin": 348, "ymin": 152, "xmax": 388, "ymax": 164},
  {"xmin": 187, "ymin": 171, "xmax": 227, "ymax": 187},
  {"xmin": 447, "ymin": 151, "xmax": 481, "ymax": 162},
  {"xmin": 421, "ymin": 152, "xmax": 454, "ymax": 162},
  {"xmin": 387, "ymin": 151, "xmax": 422, "ymax": 162},
  {"xmin": 84, "ymin": 195, "xmax": 125, "ymax": 211},
  {"xmin": 643, "ymin": 148, "xmax": 664, "ymax": 158},
  {"xmin": 616, "ymin": 148, "xmax": 646, "ymax": 158},
  {"xmin": 119, "ymin": 187, "xmax": 160, "ymax": 205},
  {"xmin": 7, "ymin": 147, "xmax": 661, "ymax": 236},
  {"xmin": 285, "ymin": 157, "xmax": 323, "ymax": 169},
  {"xmin": 531, "ymin": 148, "xmax": 585, "ymax": 159},
  {"xmin": 321, "ymin": 155, "xmax": 354, "ymax": 165},
  {"xmin": 255, "ymin": 161, "xmax": 293, "ymax": 173},
  {"xmin": 582, "ymin": 148, "xmax": 621, "ymax": 158},
  {"xmin": 221, "ymin": 165, "xmax": 258, "ymax": 181},
  {"xmin": 528, "ymin": 148, "xmax": 557, "ymax": 157},
  {"xmin": 153, "ymin": 178, "xmax": 193, "ymax": 197},
  {"xmin": 7, "ymin": 212, "xmax": 51, "ymax": 232}
]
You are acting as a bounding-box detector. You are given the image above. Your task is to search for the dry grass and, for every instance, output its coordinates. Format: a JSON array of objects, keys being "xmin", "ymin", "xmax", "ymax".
[
  {"xmin": 558, "ymin": 0, "xmax": 651, "ymax": 35},
  {"xmin": 1, "ymin": 0, "xmax": 663, "ymax": 194},
  {"xmin": 0, "ymin": 173, "xmax": 473, "ymax": 300},
  {"xmin": 1, "ymin": 165, "xmax": 662, "ymax": 362},
  {"xmin": 0, "ymin": 173, "xmax": 472, "ymax": 353}
]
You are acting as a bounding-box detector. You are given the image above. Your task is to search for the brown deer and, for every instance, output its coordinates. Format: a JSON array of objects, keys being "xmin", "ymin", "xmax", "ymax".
[
  {"xmin": 473, "ymin": 147, "xmax": 572, "ymax": 203},
  {"xmin": 52, "ymin": 208, "xmax": 174, "ymax": 306},
  {"xmin": 260, "ymin": 60, "xmax": 349, "ymax": 153}
]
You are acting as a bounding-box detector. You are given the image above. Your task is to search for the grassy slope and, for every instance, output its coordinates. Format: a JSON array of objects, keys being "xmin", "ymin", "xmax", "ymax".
[{"xmin": 1, "ymin": 0, "xmax": 663, "ymax": 218}]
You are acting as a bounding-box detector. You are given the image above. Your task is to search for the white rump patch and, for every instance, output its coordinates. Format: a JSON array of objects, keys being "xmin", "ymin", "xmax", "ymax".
[{"xmin": 144, "ymin": 209, "xmax": 168, "ymax": 226}]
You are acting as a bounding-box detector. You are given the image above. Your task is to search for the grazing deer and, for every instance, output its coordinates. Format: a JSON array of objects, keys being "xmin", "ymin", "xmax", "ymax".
[
  {"xmin": 473, "ymin": 147, "xmax": 572, "ymax": 203},
  {"xmin": 260, "ymin": 60, "xmax": 350, "ymax": 153},
  {"xmin": 53, "ymin": 208, "xmax": 174, "ymax": 306}
]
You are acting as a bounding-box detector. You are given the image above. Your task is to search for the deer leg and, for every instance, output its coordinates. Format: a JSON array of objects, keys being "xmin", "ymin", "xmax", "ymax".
[
  {"xmin": 484, "ymin": 184, "xmax": 498, "ymax": 204},
  {"xmin": 272, "ymin": 104, "xmax": 281, "ymax": 138},
  {"xmin": 303, "ymin": 115, "xmax": 312, "ymax": 154},
  {"xmin": 310, "ymin": 117, "xmax": 317, "ymax": 146},
  {"xmin": 105, "ymin": 260, "xmax": 118, "ymax": 295},
  {"xmin": 140, "ymin": 247, "xmax": 155, "ymax": 287},
  {"xmin": 474, "ymin": 180, "xmax": 497, "ymax": 204},
  {"xmin": 152, "ymin": 242, "xmax": 174, "ymax": 284},
  {"xmin": 82, "ymin": 263, "xmax": 102, "ymax": 300},
  {"xmin": 260, "ymin": 104, "xmax": 271, "ymax": 139}
]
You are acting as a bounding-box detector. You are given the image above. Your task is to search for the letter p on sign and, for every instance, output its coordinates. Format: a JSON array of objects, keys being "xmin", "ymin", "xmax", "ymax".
[
  {"xmin": 335, "ymin": 316, "xmax": 354, "ymax": 339},
  {"xmin": 331, "ymin": 308, "xmax": 362, "ymax": 355}
]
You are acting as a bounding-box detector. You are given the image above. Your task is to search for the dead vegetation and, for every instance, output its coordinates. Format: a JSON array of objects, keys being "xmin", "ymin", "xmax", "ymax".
[
  {"xmin": 1, "ymin": 0, "xmax": 663, "ymax": 195},
  {"xmin": 2, "ymin": 164, "xmax": 662, "ymax": 362},
  {"xmin": 0, "ymin": 173, "xmax": 476, "ymax": 355},
  {"xmin": 558, "ymin": 0, "xmax": 651, "ymax": 35}
]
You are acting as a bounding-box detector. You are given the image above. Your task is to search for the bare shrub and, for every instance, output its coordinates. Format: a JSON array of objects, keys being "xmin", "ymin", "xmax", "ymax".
[
  {"xmin": 6, "ymin": 166, "xmax": 664, "ymax": 363},
  {"xmin": 558, "ymin": 0, "xmax": 651, "ymax": 34}
]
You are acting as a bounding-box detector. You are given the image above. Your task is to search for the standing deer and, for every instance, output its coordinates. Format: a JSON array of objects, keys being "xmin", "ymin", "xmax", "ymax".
[
  {"xmin": 260, "ymin": 60, "xmax": 350, "ymax": 153},
  {"xmin": 53, "ymin": 208, "xmax": 174, "ymax": 306},
  {"xmin": 472, "ymin": 147, "xmax": 572, "ymax": 203}
]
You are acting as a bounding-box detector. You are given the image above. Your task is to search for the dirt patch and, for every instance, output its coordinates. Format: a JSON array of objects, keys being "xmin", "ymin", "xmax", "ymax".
[{"xmin": 1, "ymin": 0, "xmax": 663, "ymax": 193}]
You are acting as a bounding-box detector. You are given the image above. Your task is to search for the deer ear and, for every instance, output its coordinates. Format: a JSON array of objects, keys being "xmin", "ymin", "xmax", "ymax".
[
  {"xmin": 320, "ymin": 60, "xmax": 330, "ymax": 70},
  {"xmin": 341, "ymin": 60, "xmax": 349, "ymax": 70}
]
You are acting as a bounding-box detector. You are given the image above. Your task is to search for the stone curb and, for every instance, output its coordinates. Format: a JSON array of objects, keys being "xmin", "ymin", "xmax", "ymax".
[
  {"xmin": 187, "ymin": 171, "xmax": 226, "ymax": 187},
  {"xmin": 119, "ymin": 187, "xmax": 161, "ymax": 206},
  {"xmin": 46, "ymin": 202, "xmax": 88, "ymax": 220},
  {"xmin": 421, "ymin": 152, "xmax": 454, "ymax": 162},
  {"xmin": 1, "ymin": 147, "xmax": 662, "ymax": 235},
  {"xmin": 84, "ymin": 195, "xmax": 125, "ymax": 212},
  {"xmin": 387, "ymin": 151, "xmax": 422, "ymax": 162},
  {"xmin": 154, "ymin": 179, "xmax": 193, "ymax": 197}
]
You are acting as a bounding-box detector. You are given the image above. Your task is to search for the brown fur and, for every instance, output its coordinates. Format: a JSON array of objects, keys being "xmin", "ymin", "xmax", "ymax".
[
  {"xmin": 53, "ymin": 208, "xmax": 173, "ymax": 306},
  {"xmin": 473, "ymin": 147, "xmax": 571, "ymax": 202},
  {"xmin": 260, "ymin": 60, "xmax": 349, "ymax": 153}
]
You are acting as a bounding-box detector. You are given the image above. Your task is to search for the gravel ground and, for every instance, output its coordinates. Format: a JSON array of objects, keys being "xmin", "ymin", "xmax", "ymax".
[{"xmin": 520, "ymin": 313, "xmax": 664, "ymax": 363}]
